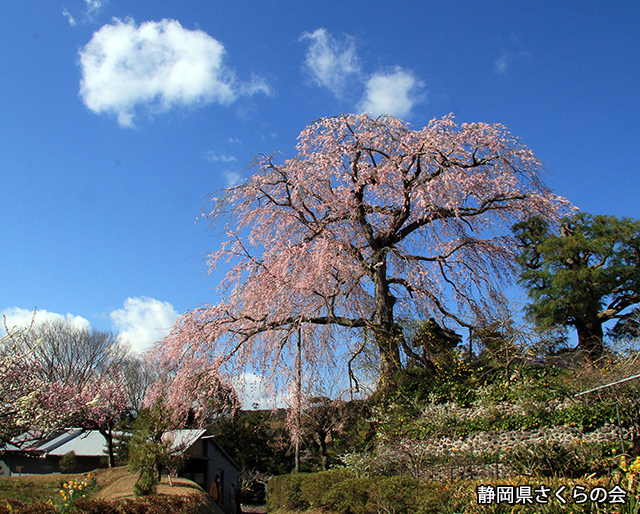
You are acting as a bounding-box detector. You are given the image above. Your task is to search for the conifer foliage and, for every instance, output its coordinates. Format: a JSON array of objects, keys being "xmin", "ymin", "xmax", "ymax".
[{"xmin": 514, "ymin": 212, "xmax": 640, "ymax": 360}]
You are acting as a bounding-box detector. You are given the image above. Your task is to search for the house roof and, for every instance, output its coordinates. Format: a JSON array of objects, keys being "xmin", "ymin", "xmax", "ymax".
[
  {"xmin": 46, "ymin": 430, "xmax": 109, "ymax": 457},
  {"xmin": 2, "ymin": 428, "xmax": 237, "ymax": 468}
]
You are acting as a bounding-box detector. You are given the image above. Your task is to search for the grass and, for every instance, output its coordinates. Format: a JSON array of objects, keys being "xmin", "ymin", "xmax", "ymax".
[
  {"xmin": 0, "ymin": 466, "xmax": 206, "ymax": 503},
  {"xmin": 0, "ymin": 472, "xmax": 97, "ymax": 503}
]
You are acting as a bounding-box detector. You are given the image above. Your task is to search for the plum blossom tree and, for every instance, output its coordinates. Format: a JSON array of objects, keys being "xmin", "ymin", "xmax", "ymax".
[
  {"xmin": 156, "ymin": 113, "xmax": 572, "ymax": 392},
  {"xmin": 0, "ymin": 314, "xmax": 46, "ymax": 441},
  {"xmin": 1, "ymin": 316, "xmax": 133, "ymax": 465},
  {"xmin": 74, "ymin": 374, "xmax": 131, "ymax": 467}
]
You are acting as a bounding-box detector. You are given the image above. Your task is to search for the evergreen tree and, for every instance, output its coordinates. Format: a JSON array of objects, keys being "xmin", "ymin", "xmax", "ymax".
[{"xmin": 514, "ymin": 212, "xmax": 640, "ymax": 360}]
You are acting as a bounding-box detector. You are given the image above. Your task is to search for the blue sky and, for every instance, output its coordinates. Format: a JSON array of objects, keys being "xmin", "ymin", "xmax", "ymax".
[{"xmin": 1, "ymin": 0, "xmax": 639, "ymax": 358}]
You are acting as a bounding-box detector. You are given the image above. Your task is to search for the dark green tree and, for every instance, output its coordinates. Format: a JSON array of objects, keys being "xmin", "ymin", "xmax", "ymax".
[
  {"xmin": 513, "ymin": 212, "xmax": 640, "ymax": 361},
  {"xmin": 127, "ymin": 402, "xmax": 184, "ymax": 496}
]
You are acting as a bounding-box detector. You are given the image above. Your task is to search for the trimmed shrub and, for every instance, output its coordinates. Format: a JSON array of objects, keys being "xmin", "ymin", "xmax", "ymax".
[
  {"xmin": 268, "ymin": 471, "xmax": 445, "ymax": 514},
  {"xmin": 59, "ymin": 451, "xmax": 78, "ymax": 473},
  {"xmin": 322, "ymin": 476, "xmax": 371, "ymax": 514},
  {"xmin": 266, "ymin": 473, "xmax": 309, "ymax": 511},
  {"xmin": 299, "ymin": 468, "xmax": 353, "ymax": 508}
]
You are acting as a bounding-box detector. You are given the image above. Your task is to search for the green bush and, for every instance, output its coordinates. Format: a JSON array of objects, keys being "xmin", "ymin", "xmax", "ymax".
[
  {"xmin": 268, "ymin": 471, "xmax": 446, "ymax": 514},
  {"xmin": 322, "ymin": 476, "xmax": 371, "ymax": 514},
  {"xmin": 267, "ymin": 473, "xmax": 309, "ymax": 511},
  {"xmin": 59, "ymin": 451, "xmax": 78, "ymax": 473},
  {"xmin": 298, "ymin": 469, "xmax": 353, "ymax": 508}
]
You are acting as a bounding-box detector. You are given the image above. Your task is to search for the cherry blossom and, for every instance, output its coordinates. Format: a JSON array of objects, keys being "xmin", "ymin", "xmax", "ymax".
[{"xmin": 155, "ymin": 113, "xmax": 573, "ymax": 394}]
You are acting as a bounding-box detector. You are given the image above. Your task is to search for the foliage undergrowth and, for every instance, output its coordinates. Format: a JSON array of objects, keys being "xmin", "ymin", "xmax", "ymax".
[
  {"xmin": 0, "ymin": 495, "xmax": 203, "ymax": 514},
  {"xmin": 268, "ymin": 464, "xmax": 640, "ymax": 514}
]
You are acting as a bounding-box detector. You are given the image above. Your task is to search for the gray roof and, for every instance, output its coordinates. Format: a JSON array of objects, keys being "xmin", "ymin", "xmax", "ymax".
[
  {"xmin": 46, "ymin": 430, "xmax": 109, "ymax": 457},
  {"xmin": 3, "ymin": 428, "xmax": 212, "ymax": 458}
]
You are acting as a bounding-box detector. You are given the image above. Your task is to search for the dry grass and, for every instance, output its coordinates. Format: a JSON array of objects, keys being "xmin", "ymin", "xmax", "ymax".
[
  {"xmin": 0, "ymin": 466, "xmax": 220, "ymax": 513},
  {"xmin": 95, "ymin": 471, "xmax": 203, "ymax": 501},
  {"xmin": 0, "ymin": 471, "xmax": 94, "ymax": 503}
]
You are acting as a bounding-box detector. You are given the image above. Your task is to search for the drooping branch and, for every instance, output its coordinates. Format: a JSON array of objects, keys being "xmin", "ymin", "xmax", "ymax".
[{"xmin": 156, "ymin": 113, "xmax": 573, "ymax": 393}]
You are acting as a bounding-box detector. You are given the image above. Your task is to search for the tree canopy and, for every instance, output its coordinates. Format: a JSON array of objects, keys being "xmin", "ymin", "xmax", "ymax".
[
  {"xmin": 514, "ymin": 212, "xmax": 640, "ymax": 360},
  {"xmin": 156, "ymin": 113, "xmax": 571, "ymax": 392}
]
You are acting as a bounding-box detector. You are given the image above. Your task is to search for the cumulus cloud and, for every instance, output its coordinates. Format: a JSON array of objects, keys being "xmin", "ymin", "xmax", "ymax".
[
  {"xmin": 300, "ymin": 28, "xmax": 426, "ymax": 117},
  {"xmin": 79, "ymin": 18, "xmax": 269, "ymax": 127},
  {"xmin": 300, "ymin": 28, "xmax": 362, "ymax": 98},
  {"xmin": 110, "ymin": 296, "xmax": 179, "ymax": 353},
  {"xmin": 357, "ymin": 67, "xmax": 425, "ymax": 118},
  {"xmin": 237, "ymin": 372, "xmax": 287, "ymax": 409},
  {"xmin": 1, "ymin": 307, "xmax": 90, "ymax": 335}
]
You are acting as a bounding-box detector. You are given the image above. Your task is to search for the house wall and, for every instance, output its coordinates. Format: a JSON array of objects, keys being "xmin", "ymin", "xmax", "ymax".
[
  {"xmin": 0, "ymin": 454, "xmax": 103, "ymax": 475},
  {"xmin": 180, "ymin": 439, "xmax": 239, "ymax": 513},
  {"xmin": 206, "ymin": 444, "xmax": 239, "ymax": 513}
]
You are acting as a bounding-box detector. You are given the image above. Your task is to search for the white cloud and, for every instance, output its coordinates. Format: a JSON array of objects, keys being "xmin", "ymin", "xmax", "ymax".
[
  {"xmin": 237, "ymin": 372, "xmax": 287, "ymax": 410},
  {"xmin": 357, "ymin": 67, "xmax": 425, "ymax": 118},
  {"xmin": 300, "ymin": 28, "xmax": 362, "ymax": 98},
  {"xmin": 110, "ymin": 297, "xmax": 179, "ymax": 353},
  {"xmin": 494, "ymin": 50, "xmax": 531, "ymax": 74},
  {"xmin": 494, "ymin": 51, "xmax": 513, "ymax": 74},
  {"xmin": 1, "ymin": 307, "xmax": 90, "ymax": 335},
  {"xmin": 85, "ymin": 0, "xmax": 107, "ymax": 19},
  {"xmin": 223, "ymin": 171, "xmax": 243, "ymax": 187},
  {"xmin": 62, "ymin": 0, "xmax": 107, "ymax": 27},
  {"xmin": 79, "ymin": 18, "xmax": 269, "ymax": 127},
  {"xmin": 300, "ymin": 28, "xmax": 426, "ymax": 118},
  {"xmin": 206, "ymin": 152, "xmax": 237, "ymax": 163},
  {"xmin": 62, "ymin": 8, "xmax": 77, "ymax": 27}
]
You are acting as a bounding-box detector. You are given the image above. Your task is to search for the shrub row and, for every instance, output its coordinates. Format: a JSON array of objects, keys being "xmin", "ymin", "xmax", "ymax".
[
  {"xmin": 267, "ymin": 470, "xmax": 441, "ymax": 514},
  {"xmin": 267, "ymin": 469, "xmax": 638, "ymax": 514},
  {"xmin": 0, "ymin": 495, "xmax": 203, "ymax": 514}
]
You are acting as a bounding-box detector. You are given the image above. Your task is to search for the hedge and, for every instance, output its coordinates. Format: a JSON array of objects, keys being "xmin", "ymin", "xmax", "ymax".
[{"xmin": 267, "ymin": 470, "xmax": 440, "ymax": 514}]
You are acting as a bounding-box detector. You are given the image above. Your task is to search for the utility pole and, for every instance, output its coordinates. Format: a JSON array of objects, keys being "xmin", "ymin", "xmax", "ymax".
[{"xmin": 295, "ymin": 323, "xmax": 302, "ymax": 473}]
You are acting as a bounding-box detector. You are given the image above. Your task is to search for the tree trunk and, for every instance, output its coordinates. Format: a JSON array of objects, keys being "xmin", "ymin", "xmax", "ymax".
[
  {"xmin": 314, "ymin": 432, "xmax": 329, "ymax": 471},
  {"xmin": 575, "ymin": 317, "xmax": 604, "ymax": 362},
  {"xmin": 99, "ymin": 427, "xmax": 115, "ymax": 467},
  {"xmin": 374, "ymin": 326, "xmax": 402, "ymax": 389},
  {"xmin": 372, "ymin": 257, "xmax": 402, "ymax": 389}
]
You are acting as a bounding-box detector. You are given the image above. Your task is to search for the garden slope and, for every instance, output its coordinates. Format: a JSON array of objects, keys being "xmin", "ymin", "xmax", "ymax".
[
  {"xmin": 93, "ymin": 467, "xmax": 222, "ymax": 513},
  {"xmin": 0, "ymin": 467, "xmax": 222, "ymax": 514}
]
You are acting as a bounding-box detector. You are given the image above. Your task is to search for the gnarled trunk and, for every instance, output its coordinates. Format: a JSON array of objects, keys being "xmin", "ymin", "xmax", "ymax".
[
  {"xmin": 575, "ymin": 316, "xmax": 604, "ymax": 362},
  {"xmin": 372, "ymin": 258, "xmax": 402, "ymax": 388}
]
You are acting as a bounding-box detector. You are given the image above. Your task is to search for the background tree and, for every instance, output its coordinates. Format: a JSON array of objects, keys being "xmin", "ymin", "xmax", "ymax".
[
  {"xmin": 298, "ymin": 397, "xmax": 367, "ymax": 471},
  {"xmin": 127, "ymin": 401, "xmax": 186, "ymax": 496},
  {"xmin": 156, "ymin": 113, "xmax": 571, "ymax": 394},
  {"xmin": 1, "ymin": 316, "xmax": 134, "ymax": 465},
  {"xmin": 17, "ymin": 319, "xmax": 129, "ymax": 385},
  {"xmin": 0, "ymin": 312, "xmax": 46, "ymax": 441},
  {"xmin": 514, "ymin": 212, "xmax": 640, "ymax": 361}
]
